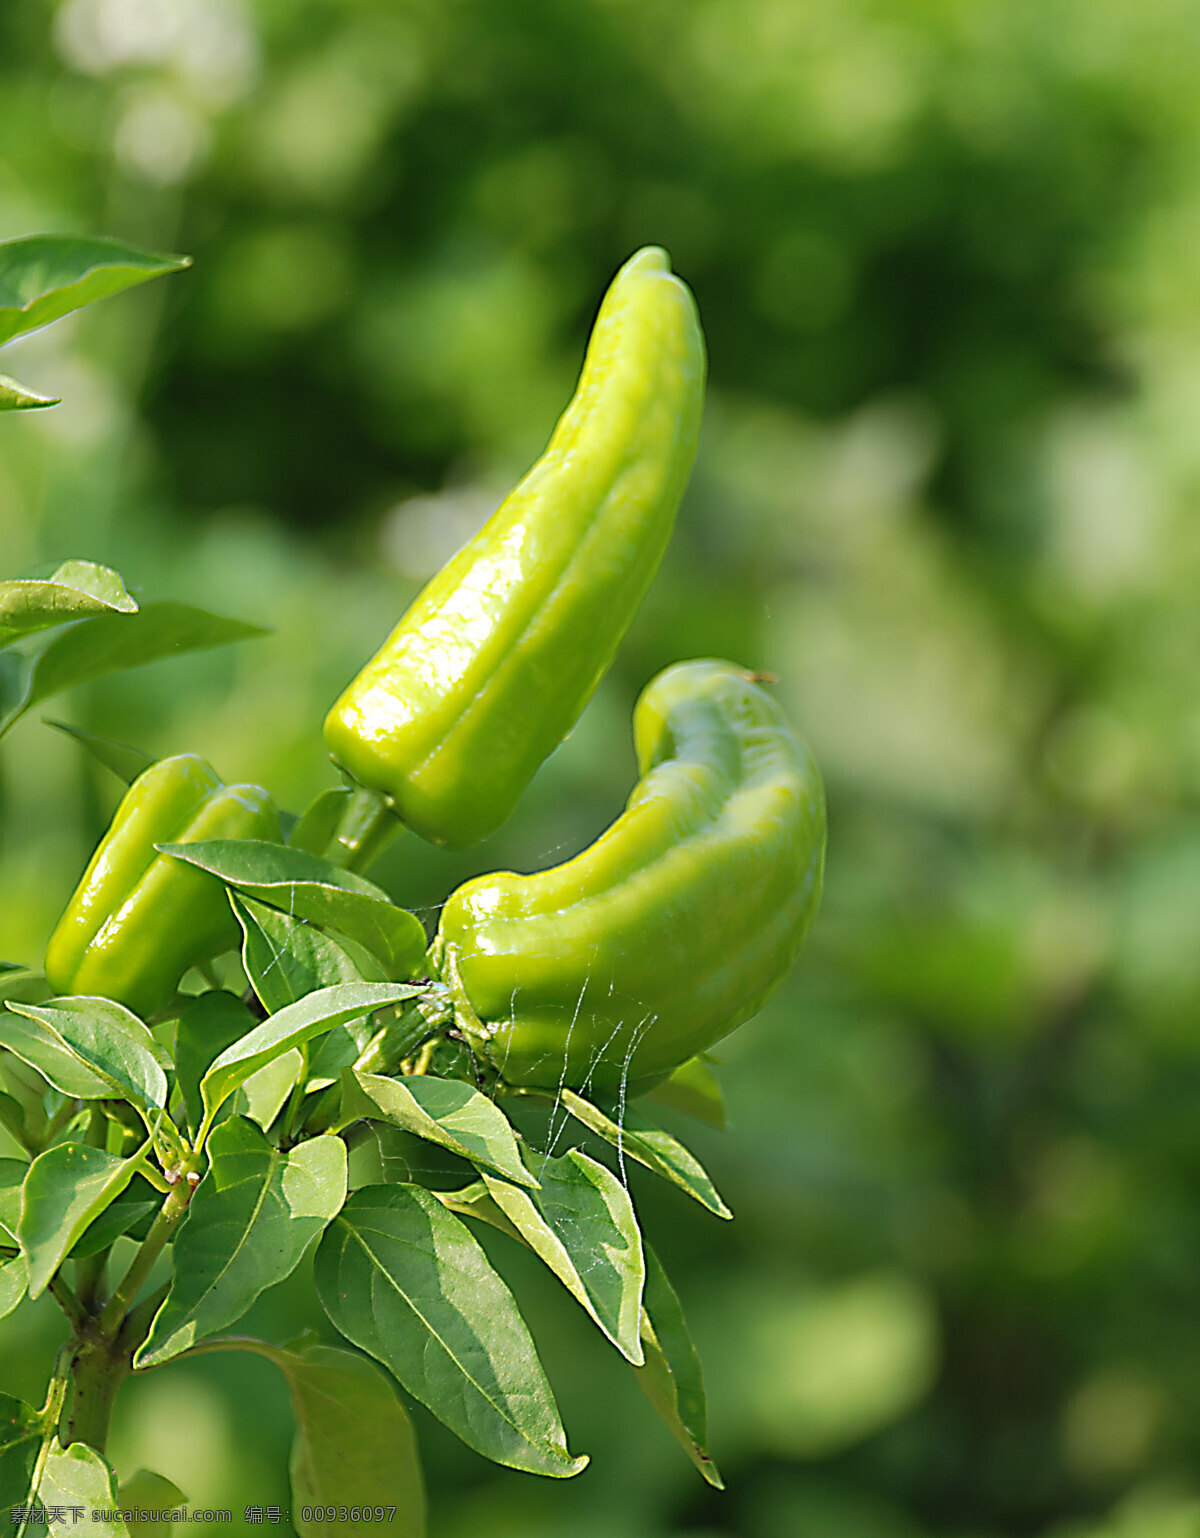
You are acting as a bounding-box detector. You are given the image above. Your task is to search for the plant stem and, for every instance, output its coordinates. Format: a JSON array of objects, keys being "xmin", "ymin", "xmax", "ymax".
[
  {"xmin": 60, "ymin": 1334, "xmax": 129, "ymax": 1452},
  {"xmin": 97, "ymin": 1175, "xmax": 193, "ymax": 1340},
  {"xmin": 47, "ymin": 1272, "xmax": 86, "ymax": 1328},
  {"xmin": 325, "ymin": 785, "xmax": 401, "ymax": 873}
]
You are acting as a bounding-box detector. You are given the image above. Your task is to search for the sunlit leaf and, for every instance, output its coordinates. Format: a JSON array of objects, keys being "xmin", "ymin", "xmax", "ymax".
[
  {"xmin": 0, "ymin": 373, "xmax": 58, "ymax": 411},
  {"xmin": 19, "ymin": 1141, "xmax": 146, "ymax": 1297},
  {"xmin": 315, "ymin": 1184, "xmax": 587, "ymax": 1477},
  {"xmin": 0, "ymin": 233, "xmax": 189, "ymax": 346},
  {"xmin": 3, "ymin": 997, "xmax": 168, "ymax": 1111},
  {"xmin": 136, "ymin": 1117, "xmax": 346, "ymax": 1367}
]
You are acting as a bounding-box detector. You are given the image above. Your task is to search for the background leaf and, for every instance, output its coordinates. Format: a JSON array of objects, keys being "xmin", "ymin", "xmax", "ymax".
[
  {"xmin": 0, "ymin": 603, "xmax": 267, "ymax": 740},
  {"xmin": 0, "ymin": 1008, "xmax": 115, "ymax": 1100},
  {"xmin": 136, "ymin": 1118, "xmax": 346, "ymax": 1367},
  {"xmin": 115, "ymin": 1470, "xmax": 187, "ymax": 1536},
  {"xmin": 0, "ymin": 560, "xmax": 136, "ymax": 649},
  {"xmin": 644, "ymin": 1054, "xmax": 728, "ymax": 1131},
  {"xmin": 43, "ymin": 720, "xmax": 154, "ymax": 785},
  {"xmin": 314, "ymin": 1184, "xmax": 587, "ymax": 1477},
  {"xmin": 633, "ymin": 1245, "xmax": 723, "ymax": 1490},
  {"xmin": 232, "ymin": 892, "xmax": 368, "ymax": 1014},
  {"xmin": 30, "ymin": 1439, "xmax": 131, "ymax": 1536},
  {"xmin": 0, "ymin": 233, "xmax": 189, "ymax": 345},
  {"xmin": 174, "ymin": 991, "xmax": 255, "ymax": 1137},
  {"xmin": 0, "ymin": 1393, "xmax": 43, "ymax": 1510}
]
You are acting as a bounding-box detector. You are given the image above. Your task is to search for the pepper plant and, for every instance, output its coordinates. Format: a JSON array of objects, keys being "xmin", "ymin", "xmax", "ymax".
[{"xmin": 0, "ymin": 238, "xmax": 825, "ymax": 1533}]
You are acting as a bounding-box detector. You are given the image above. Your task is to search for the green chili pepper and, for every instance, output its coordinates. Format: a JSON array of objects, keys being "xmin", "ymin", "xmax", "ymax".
[
  {"xmin": 324, "ymin": 246, "xmax": 706, "ymax": 849},
  {"xmin": 431, "ymin": 659, "xmax": 826, "ymax": 1096},
  {"xmin": 44, "ymin": 754, "xmax": 280, "ymax": 1018}
]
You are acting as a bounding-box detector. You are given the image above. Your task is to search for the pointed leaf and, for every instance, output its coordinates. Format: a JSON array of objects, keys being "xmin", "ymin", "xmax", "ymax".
[
  {"xmin": 3, "ymin": 998, "xmax": 167, "ymax": 1111},
  {"xmin": 559, "ymin": 1090, "xmax": 732, "ymax": 1219},
  {"xmin": 0, "ymin": 233, "xmax": 189, "ymax": 345},
  {"xmin": 174, "ymin": 991, "xmax": 256, "ymax": 1137},
  {"xmin": 633, "ymin": 1244, "xmax": 723, "ymax": 1488},
  {"xmin": 19, "ymin": 1142, "xmax": 145, "ymax": 1297},
  {"xmin": 433, "ymin": 1181, "xmax": 524, "ymax": 1243},
  {"xmin": 645, "ymin": 1054, "xmax": 727, "ymax": 1131},
  {"xmin": 0, "ymin": 373, "xmax": 58, "ymax": 411},
  {"xmin": 0, "ymin": 561, "xmax": 136, "ymax": 648},
  {"xmin": 251, "ymin": 1343, "xmax": 426, "ymax": 1538},
  {"xmin": 43, "ymin": 720, "xmax": 154, "ymax": 785},
  {"xmin": 342, "ymin": 1072, "xmax": 536, "ymax": 1189},
  {"xmin": 0, "ymin": 1393, "xmax": 43, "ymax": 1510},
  {"xmin": 0, "ymin": 602, "xmax": 267, "ymax": 739},
  {"xmin": 232, "ymin": 892, "xmax": 367, "ymax": 1014},
  {"xmin": 230, "ymin": 1049, "xmax": 304, "ymax": 1132},
  {"xmin": 482, "ymin": 1150, "xmax": 646, "ymax": 1364},
  {"xmin": 136, "ymin": 1118, "xmax": 346, "ymax": 1367},
  {"xmin": 32, "ymin": 1439, "xmax": 131, "ymax": 1535},
  {"xmin": 315, "ymin": 1184, "xmax": 587, "ymax": 1477},
  {"xmin": 160, "ymin": 841, "xmax": 426, "ymax": 980},
  {"xmin": 0, "ymin": 1008, "xmax": 115, "ymax": 1100},
  {"xmin": 116, "ymin": 1470, "xmax": 187, "ymax": 1535},
  {"xmin": 199, "ymin": 983, "xmax": 421, "ymax": 1130}
]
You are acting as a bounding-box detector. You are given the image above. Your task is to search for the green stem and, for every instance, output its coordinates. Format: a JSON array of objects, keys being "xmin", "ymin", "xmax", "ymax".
[
  {"xmin": 325, "ymin": 785, "xmax": 401, "ymax": 873},
  {"xmin": 96, "ymin": 1173, "xmax": 194, "ymax": 1340},
  {"xmin": 59, "ymin": 1335, "xmax": 129, "ymax": 1452},
  {"xmin": 75, "ymin": 1110, "xmax": 110, "ymax": 1312},
  {"xmin": 47, "ymin": 1272, "xmax": 86, "ymax": 1328}
]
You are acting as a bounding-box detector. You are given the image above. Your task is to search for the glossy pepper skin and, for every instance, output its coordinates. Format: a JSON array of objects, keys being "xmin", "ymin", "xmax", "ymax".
[
  {"xmin": 324, "ymin": 246, "xmax": 706, "ymax": 849},
  {"xmin": 431, "ymin": 659, "xmax": 826, "ymax": 1097},
  {"xmin": 44, "ymin": 754, "xmax": 280, "ymax": 1018}
]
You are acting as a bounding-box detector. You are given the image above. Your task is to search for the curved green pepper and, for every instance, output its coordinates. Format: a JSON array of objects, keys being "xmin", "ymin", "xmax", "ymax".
[
  {"xmin": 324, "ymin": 246, "xmax": 706, "ymax": 849},
  {"xmin": 45, "ymin": 754, "xmax": 280, "ymax": 1018},
  {"xmin": 431, "ymin": 659, "xmax": 826, "ymax": 1096}
]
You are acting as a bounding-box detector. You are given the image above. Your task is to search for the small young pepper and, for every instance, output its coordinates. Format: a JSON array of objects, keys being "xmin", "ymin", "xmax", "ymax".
[
  {"xmin": 431, "ymin": 659, "xmax": 826, "ymax": 1096},
  {"xmin": 44, "ymin": 754, "xmax": 280, "ymax": 1017},
  {"xmin": 324, "ymin": 246, "xmax": 707, "ymax": 849}
]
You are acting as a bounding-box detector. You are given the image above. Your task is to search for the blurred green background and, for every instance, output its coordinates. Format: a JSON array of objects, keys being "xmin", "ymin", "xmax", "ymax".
[{"xmin": 4, "ymin": 0, "xmax": 1200, "ymax": 1534}]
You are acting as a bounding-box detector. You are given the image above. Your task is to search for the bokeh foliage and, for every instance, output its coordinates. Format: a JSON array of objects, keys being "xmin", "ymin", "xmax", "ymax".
[{"xmin": 4, "ymin": 0, "xmax": 1200, "ymax": 1534}]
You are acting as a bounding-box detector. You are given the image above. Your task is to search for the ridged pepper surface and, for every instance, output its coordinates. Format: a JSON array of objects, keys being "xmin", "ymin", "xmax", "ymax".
[
  {"xmin": 431, "ymin": 659, "xmax": 826, "ymax": 1096},
  {"xmin": 45, "ymin": 753, "xmax": 280, "ymax": 1017},
  {"xmin": 324, "ymin": 246, "xmax": 706, "ymax": 849}
]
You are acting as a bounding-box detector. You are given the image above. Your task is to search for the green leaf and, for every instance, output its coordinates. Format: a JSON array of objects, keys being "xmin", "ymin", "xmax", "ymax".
[
  {"xmin": 644, "ymin": 1054, "xmax": 727, "ymax": 1131},
  {"xmin": 0, "ymin": 1008, "xmax": 115, "ymax": 1100},
  {"xmin": 231, "ymin": 892, "xmax": 368, "ymax": 1015},
  {"xmin": 199, "ymin": 983, "xmax": 422, "ymax": 1133},
  {"xmin": 229, "ymin": 1048, "xmax": 303, "ymax": 1131},
  {"xmin": 0, "ymin": 561, "xmax": 136, "ymax": 649},
  {"xmin": 633, "ymin": 1245, "xmax": 723, "ymax": 1489},
  {"xmin": 315, "ymin": 1184, "xmax": 587, "ymax": 1478},
  {"xmin": 0, "ymin": 1393, "xmax": 43, "ymax": 1510},
  {"xmin": 174, "ymin": 991, "xmax": 256, "ymax": 1137},
  {"xmin": 341, "ymin": 1072, "xmax": 537, "ymax": 1189},
  {"xmin": 0, "ymin": 1091, "xmax": 27, "ymax": 1147},
  {"xmin": 29, "ymin": 1439, "xmax": 131, "ymax": 1535},
  {"xmin": 288, "ymin": 787, "xmax": 353, "ymax": 858},
  {"xmin": 43, "ymin": 719, "xmax": 154, "ymax": 785},
  {"xmin": 67, "ymin": 1176, "xmax": 161, "ymax": 1259},
  {"xmin": 258, "ymin": 1343, "xmax": 426, "ymax": 1538},
  {"xmin": 558, "ymin": 1090, "xmax": 732, "ymax": 1220},
  {"xmin": 0, "ymin": 373, "xmax": 58, "ymax": 411},
  {"xmin": 136, "ymin": 1117, "xmax": 346, "ymax": 1368},
  {"xmin": 19, "ymin": 1142, "xmax": 145, "ymax": 1297},
  {"xmin": 0, "ymin": 602, "xmax": 267, "ymax": 740},
  {"xmin": 0, "ymin": 1157, "xmax": 25, "ymax": 1245},
  {"xmin": 432, "ymin": 1180, "xmax": 525, "ymax": 1241},
  {"xmin": 3, "ymin": 998, "xmax": 168, "ymax": 1111},
  {"xmin": 160, "ymin": 841, "xmax": 427, "ymax": 980},
  {"xmin": 116, "ymin": 1470, "xmax": 187, "ymax": 1535},
  {"xmin": 0, "ymin": 1255, "xmax": 26, "ymax": 1321},
  {"xmin": 482, "ymin": 1149, "xmax": 646, "ymax": 1364},
  {"xmin": 0, "ymin": 233, "xmax": 190, "ymax": 346}
]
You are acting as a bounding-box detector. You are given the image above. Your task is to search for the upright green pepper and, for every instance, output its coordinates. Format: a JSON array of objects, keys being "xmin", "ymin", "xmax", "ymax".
[
  {"xmin": 431, "ymin": 659, "xmax": 826, "ymax": 1096},
  {"xmin": 45, "ymin": 754, "xmax": 280, "ymax": 1018},
  {"xmin": 324, "ymin": 246, "xmax": 706, "ymax": 849}
]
